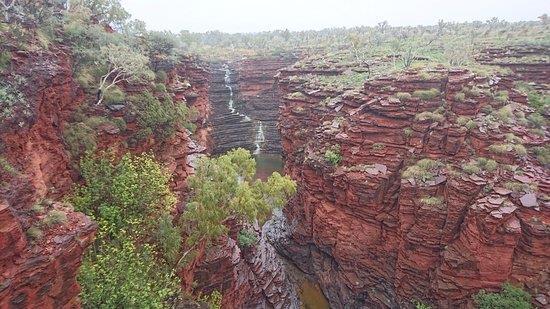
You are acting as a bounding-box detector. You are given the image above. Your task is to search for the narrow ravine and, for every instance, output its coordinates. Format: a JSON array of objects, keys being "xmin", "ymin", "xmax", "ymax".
[{"xmin": 209, "ymin": 62, "xmax": 330, "ymax": 308}]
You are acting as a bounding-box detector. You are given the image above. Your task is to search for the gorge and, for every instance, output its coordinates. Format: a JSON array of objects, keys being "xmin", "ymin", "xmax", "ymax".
[{"xmin": 0, "ymin": 2, "xmax": 549, "ymax": 309}]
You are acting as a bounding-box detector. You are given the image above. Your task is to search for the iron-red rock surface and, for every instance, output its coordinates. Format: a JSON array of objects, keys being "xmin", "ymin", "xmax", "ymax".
[{"xmin": 275, "ymin": 52, "xmax": 549, "ymax": 308}]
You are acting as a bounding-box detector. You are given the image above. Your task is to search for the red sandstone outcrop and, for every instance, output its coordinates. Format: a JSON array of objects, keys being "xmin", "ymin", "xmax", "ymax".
[
  {"xmin": 0, "ymin": 47, "xmax": 210, "ymax": 307},
  {"xmin": 275, "ymin": 48, "xmax": 549, "ymax": 308},
  {"xmin": 0, "ymin": 48, "xmax": 96, "ymax": 308}
]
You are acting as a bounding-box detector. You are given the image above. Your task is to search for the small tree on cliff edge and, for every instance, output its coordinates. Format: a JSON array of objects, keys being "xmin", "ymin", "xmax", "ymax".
[
  {"xmin": 96, "ymin": 43, "xmax": 154, "ymax": 105},
  {"xmin": 181, "ymin": 148, "xmax": 297, "ymax": 250}
]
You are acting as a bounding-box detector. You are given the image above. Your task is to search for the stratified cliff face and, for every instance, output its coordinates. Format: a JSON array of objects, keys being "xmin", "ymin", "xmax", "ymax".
[
  {"xmin": 476, "ymin": 45, "xmax": 549, "ymax": 84},
  {"xmin": 233, "ymin": 56, "xmax": 297, "ymax": 154},
  {"xmin": 208, "ymin": 64, "xmax": 256, "ymax": 155},
  {"xmin": 0, "ymin": 47, "xmax": 210, "ymax": 307},
  {"xmin": 188, "ymin": 226, "xmax": 299, "ymax": 309},
  {"xmin": 0, "ymin": 48, "xmax": 96, "ymax": 308},
  {"xmin": 274, "ymin": 48, "xmax": 549, "ymax": 308}
]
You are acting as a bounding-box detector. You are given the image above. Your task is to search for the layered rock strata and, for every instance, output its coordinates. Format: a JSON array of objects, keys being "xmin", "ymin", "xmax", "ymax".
[
  {"xmin": 208, "ymin": 65, "xmax": 256, "ymax": 155},
  {"xmin": 274, "ymin": 56, "xmax": 549, "ymax": 308},
  {"xmin": 0, "ymin": 48, "xmax": 96, "ymax": 308},
  {"xmin": 232, "ymin": 56, "xmax": 297, "ymax": 153}
]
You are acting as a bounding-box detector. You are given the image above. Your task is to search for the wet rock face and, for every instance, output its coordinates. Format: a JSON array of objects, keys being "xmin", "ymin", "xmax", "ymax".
[
  {"xmin": 208, "ymin": 65, "xmax": 256, "ymax": 155},
  {"xmin": 233, "ymin": 57, "xmax": 298, "ymax": 154},
  {"xmin": 274, "ymin": 52, "xmax": 549, "ymax": 308}
]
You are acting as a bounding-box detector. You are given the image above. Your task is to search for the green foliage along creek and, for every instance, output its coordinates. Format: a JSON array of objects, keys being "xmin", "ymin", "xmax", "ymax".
[{"xmin": 71, "ymin": 149, "xmax": 296, "ymax": 308}]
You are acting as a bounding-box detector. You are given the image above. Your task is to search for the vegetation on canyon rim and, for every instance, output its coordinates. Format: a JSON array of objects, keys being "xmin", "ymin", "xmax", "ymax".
[{"xmin": 0, "ymin": 0, "xmax": 546, "ymax": 308}]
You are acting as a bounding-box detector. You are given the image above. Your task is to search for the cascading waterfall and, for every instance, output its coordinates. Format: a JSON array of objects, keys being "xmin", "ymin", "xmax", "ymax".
[
  {"xmin": 224, "ymin": 68, "xmax": 236, "ymax": 114},
  {"xmin": 222, "ymin": 65, "xmax": 264, "ymax": 154},
  {"xmin": 254, "ymin": 121, "xmax": 266, "ymax": 155}
]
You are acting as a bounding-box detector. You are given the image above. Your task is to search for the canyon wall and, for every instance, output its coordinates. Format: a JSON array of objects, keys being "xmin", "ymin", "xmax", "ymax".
[
  {"xmin": 0, "ymin": 47, "xmax": 210, "ymax": 307},
  {"xmin": 0, "ymin": 48, "xmax": 96, "ymax": 308},
  {"xmin": 274, "ymin": 47, "xmax": 549, "ymax": 308}
]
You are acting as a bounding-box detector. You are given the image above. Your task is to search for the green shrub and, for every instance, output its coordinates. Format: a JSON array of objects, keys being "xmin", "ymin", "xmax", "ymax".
[
  {"xmin": 130, "ymin": 91, "xmax": 192, "ymax": 141},
  {"xmin": 462, "ymin": 86, "xmax": 482, "ymax": 97},
  {"xmin": 75, "ymin": 68, "xmax": 97, "ymax": 90},
  {"xmin": 112, "ymin": 117, "xmax": 127, "ymax": 131},
  {"xmin": 26, "ymin": 225, "xmax": 43, "ymax": 241},
  {"xmin": 414, "ymin": 300, "xmax": 432, "ymax": 309},
  {"xmin": 199, "ymin": 290, "xmax": 222, "ymax": 309},
  {"xmin": 454, "ymin": 92, "xmax": 466, "ymax": 102},
  {"xmin": 403, "ymin": 127, "xmax": 413, "ymax": 138},
  {"xmin": 103, "ymin": 86, "xmax": 126, "ymax": 105},
  {"xmin": 474, "ymin": 283, "xmax": 531, "ymax": 309},
  {"xmin": 532, "ymin": 146, "xmax": 549, "ymax": 166},
  {"xmin": 395, "ymin": 92, "xmax": 412, "ymax": 101},
  {"xmin": 286, "ymin": 92, "xmax": 306, "ymax": 100},
  {"xmin": 31, "ymin": 203, "xmax": 45, "ymax": 214},
  {"xmin": 0, "ymin": 51, "xmax": 11, "ymax": 71},
  {"xmin": 154, "ymin": 83, "xmax": 167, "ymax": 93},
  {"xmin": 73, "ymin": 152, "xmax": 180, "ymax": 308},
  {"xmin": 415, "ymin": 111, "xmax": 444, "ymax": 122},
  {"xmin": 462, "ymin": 157, "xmax": 498, "ymax": 175},
  {"xmin": 42, "ymin": 210, "xmax": 67, "ymax": 227},
  {"xmin": 324, "ymin": 145, "xmax": 342, "ymax": 166},
  {"xmin": 504, "ymin": 181, "xmax": 532, "ymax": 194},
  {"xmin": 63, "ymin": 122, "xmax": 97, "ymax": 158},
  {"xmin": 420, "ymin": 196, "xmax": 444, "ymax": 206},
  {"xmin": 237, "ymin": 229, "xmax": 258, "ymax": 248},
  {"xmin": 0, "ymin": 156, "xmax": 17, "ymax": 175},
  {"xmin": 156, "ymin": 214, "xmax": 182, "ymax": 266},
  {"xmin": 494, "ymin": 90, "xmax": 509, "ymax": 104},
  {"xmin": 402, "ymin": 159, "xmax": 443, "ymax": 183},
  {"xmin": 72, "ymin": 153, "xmax": 176, "ymax": 240},
  {"xmin": 84, "ymin": 116, "xmax": 111, "ymax": 130},
  {"xmin": 457, "ymin": 116, "xmax": 477, "ymax": 130},
  {"xmin": 0, "ymin": 81, "xmax": 28, "ymax": 122},
  {"xmin": 79, "ymin": 242, "xmax": 179, "ymax": 309},
  {"xmin": 372, "ymin": 143, "xmax": 385, "ymax": 151},
  {"xmin": 156, "ymin": 70, "xmax": 168, "ymax": 83},
  {"xmin": 496, "ymin": 106, "xmax": 514, "ymax": 123},
  {"xmin": 527, "ymin": 113, "xmax": 546, "ymax": 128},
  {"xmin": 527, "ymin": 92, "xmax": 549, "ymax": 112},
  {"xmin": 412, "ymin": 88, "xmax": 440, "ymax": 101}
]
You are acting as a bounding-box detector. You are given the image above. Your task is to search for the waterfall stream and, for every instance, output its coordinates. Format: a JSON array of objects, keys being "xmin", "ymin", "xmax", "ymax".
[{"xmin": 223, "ymin": 66, "xmax": 265, "ymax": 155}]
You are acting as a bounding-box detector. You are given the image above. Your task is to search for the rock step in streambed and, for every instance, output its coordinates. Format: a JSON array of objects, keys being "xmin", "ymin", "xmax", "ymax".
[{"xmin": 208, "ymin": 66, "xmax": 256, "ymax": 155}]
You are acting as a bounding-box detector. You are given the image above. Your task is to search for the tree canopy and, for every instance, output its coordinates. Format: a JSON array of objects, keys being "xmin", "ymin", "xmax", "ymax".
[{"xmin": 181, "ymin": 148, "xmax": 297, "ymax": 246}]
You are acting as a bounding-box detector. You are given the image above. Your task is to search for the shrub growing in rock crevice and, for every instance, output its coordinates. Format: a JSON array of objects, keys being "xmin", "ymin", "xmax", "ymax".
[
  {"xmin": 324, "ymin": 145, "xmax": 343, "ymax": 166},
  {"xmin": 474, "ymin": 283, "xmax": 531, "ymax": 309},
  {"xmin": 402, "ymin": 159, "xmax": 444, "ymax": 183}
]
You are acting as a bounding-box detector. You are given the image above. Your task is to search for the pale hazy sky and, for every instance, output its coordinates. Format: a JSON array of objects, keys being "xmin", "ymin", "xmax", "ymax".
[{"xmin": 120, "ymin": 0, "xmax": 549, "ymax": 33}]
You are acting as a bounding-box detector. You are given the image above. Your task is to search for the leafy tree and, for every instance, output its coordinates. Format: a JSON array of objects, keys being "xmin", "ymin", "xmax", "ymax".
[
  {"xmin": 69, "ymin": 0, "xmax": 129, "ymax": 28},
  {"xmin": 96, "ymin": 43, "xmax": 154, "ymax": 105},
  {"xmin": 474, "ymin": 283, "xmax": 532, "ymax": 309},
  {"xmin": 146, "ymin": 30, "xmax": 179, "ymax": 71},
  {"xmin": 129, "ymin": 91, "xmax": 193, "ymax": 141},
  {"xmin": 72, "ymin": 152, "xmax": 176, "ymax": 239},
  {"xmin": 181, "ymin": 148, "xmax": 296, "ymax": 247},
  {"xmin": 79, "ymin": 241, "xmax": 179, "ymax": 309},
  {"xmin": 73, "ymin": 152, "xmax": 180, "ymax": 307}
]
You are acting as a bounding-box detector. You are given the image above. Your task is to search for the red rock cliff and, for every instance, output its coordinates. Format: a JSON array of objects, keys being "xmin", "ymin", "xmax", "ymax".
[
  {"xmin": 0, "ymin": 47, "xmax": 211, "ymax": 307},
  {"xmin": 275, "ymin": 50, "xmax": 549, "ymax": 308},
  {"xmin": 0, "ymin": 47, "xmax": 96, "ymax": 308}
]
